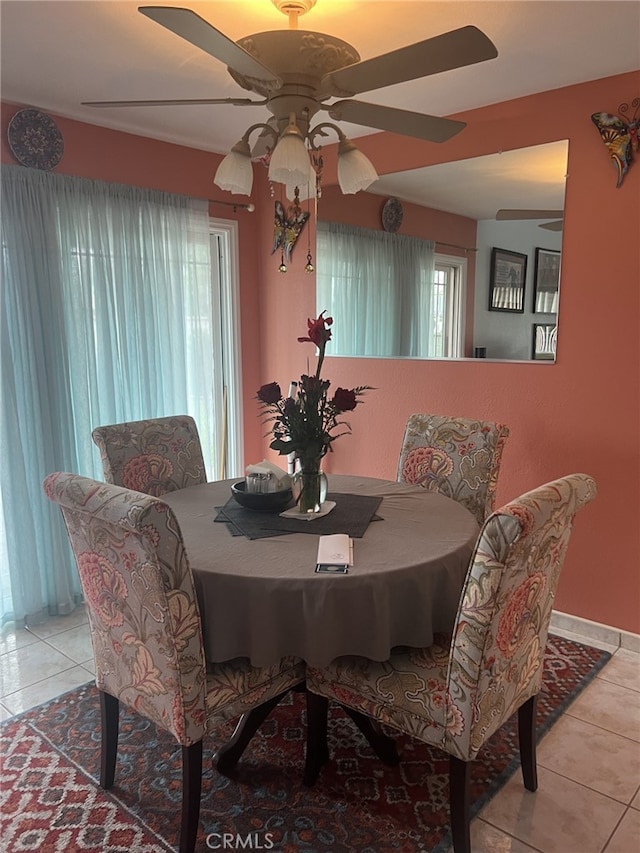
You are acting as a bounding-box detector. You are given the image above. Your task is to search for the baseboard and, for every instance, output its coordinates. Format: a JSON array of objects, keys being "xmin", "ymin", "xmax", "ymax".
[{"xmin": 550, "ymin": 610, "xmax": 640, "ymax": 654}]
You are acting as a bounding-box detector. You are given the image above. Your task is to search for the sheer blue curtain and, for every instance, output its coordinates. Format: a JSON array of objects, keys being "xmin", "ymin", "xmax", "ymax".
[
  {"xmin": 0, "ymin": 165, "xmax": 214, "ymax": 625},
  {"xmin": 315, "ymin": 221, "xmax": 436, "ymax": 357}
]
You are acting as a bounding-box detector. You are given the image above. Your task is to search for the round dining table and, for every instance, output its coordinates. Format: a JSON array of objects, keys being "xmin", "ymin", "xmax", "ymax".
[{"xmin": 162, "ymin": 474, "xmax": 480, "ymax": 669}]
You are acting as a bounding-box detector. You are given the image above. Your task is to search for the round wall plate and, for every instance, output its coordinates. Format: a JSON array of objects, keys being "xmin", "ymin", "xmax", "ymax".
[
  {"xmin": 7, "ymin": 108, "xmax": 64, "ymax": 171},
  {"xmin": 382, "ymin": 197, "xmax": 403, "ymax": 232}
]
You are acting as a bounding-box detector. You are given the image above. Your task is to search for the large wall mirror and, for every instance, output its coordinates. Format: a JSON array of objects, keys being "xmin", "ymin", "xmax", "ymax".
[{"xmin": 316, "ymin": 140, "xmax": 568, "ymax": 362}]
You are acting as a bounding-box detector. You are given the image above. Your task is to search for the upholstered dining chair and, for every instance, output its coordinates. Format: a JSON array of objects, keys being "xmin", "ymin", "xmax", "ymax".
[
  {"xmin": 305, "ymin": 473, "xmax": 597, "ymax": 853},
  {"xmin": 43, "ymin": 472, "xmax": 306, "ymax": 853},
  {"xmin": 92, "ymin": 414, "xmax": 207, "ymax": 496},
  {"xmin": 397, "ymin": 413, "xmax": 511, "ymax": 525}
]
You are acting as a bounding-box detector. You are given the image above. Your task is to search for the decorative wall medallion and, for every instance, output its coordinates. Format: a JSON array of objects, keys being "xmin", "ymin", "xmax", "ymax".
[
  {"xmin": 382, "ymin": 197, "xmax": 403, "ymax": 232},
  {"xmin": 7, "ymin": 108, "xmax": 64, "ymax": 170}
]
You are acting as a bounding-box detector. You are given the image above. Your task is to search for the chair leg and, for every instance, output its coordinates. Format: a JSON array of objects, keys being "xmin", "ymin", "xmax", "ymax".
[
  {"xmin": 99, "ymin": 690, "xmax": 119, "ymax": 789},
  {"xmin": 449, "ymin": 756, "xmax": 471, "ymax": 853},
  {"xmin": 518, "ymin": 694, "xmax": 539, "ymax": 791},
  {"xmin": 341, "ymin": 705, "xmax": 400, "ymax": 766},
  {"xmin": 303, "ymin": 691, "xmax": 330, "ymax": 787},
  {"xmin": 181, "ymin": 741, "xmax": 203, "ymax": 853},
  {"xmin": 213, "ymin": 690, "xmax": 291, "ymax": 775}
]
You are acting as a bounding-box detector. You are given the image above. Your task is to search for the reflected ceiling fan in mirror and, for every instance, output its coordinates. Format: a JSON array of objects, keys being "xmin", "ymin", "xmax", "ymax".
[
  {"xmin": 82, "ymin": 1, "xmax": 498, "ymax": 197},
  {"xmin": 496, "ymin": 209, "xmax": 564, "ymax": 231}
]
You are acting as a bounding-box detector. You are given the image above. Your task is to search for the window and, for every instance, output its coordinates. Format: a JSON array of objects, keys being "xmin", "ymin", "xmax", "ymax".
[
  {"xmin": 433, "ymin": 255, "xmax": 466, "ymax": 358},
  {"xmin": 209, "ymin": 219, "xmax": 243, "ymax": 479},
  {"xmin": 1, "ymin": 166, "xmax": 243, "ymax": 624},
  {"xmin": 316, "ymin": 221, "xmax": 466, "ymax": 359}
]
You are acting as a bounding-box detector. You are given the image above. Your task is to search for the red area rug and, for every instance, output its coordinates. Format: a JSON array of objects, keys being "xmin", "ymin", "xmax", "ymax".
[{"xmin": 1, "ymin": 634, "xmax": 610, "ymax": 852}]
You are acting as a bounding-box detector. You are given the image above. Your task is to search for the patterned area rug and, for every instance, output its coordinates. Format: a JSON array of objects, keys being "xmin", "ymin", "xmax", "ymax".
[{"xmin": 1, "ymin": 634, "xmax": 610, "ymax": 853}]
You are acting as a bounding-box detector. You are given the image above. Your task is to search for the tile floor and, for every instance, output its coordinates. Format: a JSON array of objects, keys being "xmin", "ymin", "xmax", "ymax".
[{"xmin": 1, "ymin": 610, "xmax": 638, "ymax": 853}]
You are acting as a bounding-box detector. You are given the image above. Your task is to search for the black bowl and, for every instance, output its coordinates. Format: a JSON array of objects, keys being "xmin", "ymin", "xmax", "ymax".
[{"xmin": 231, "ymin": 480, "xmax": 293, "ymax": 512}]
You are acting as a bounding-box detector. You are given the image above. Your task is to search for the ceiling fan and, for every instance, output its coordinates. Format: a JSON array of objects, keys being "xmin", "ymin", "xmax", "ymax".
[
  {"xmin": 83, "ymin": 1, "xmax": 499, "ymax": 195},
  {"xmin": 496, "ymin": 209, "xmax": 564, "ymax": 231}
]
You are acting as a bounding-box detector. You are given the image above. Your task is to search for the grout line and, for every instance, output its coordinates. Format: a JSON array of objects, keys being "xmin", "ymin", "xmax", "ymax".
[
  {"xmin": 535, "ymin": 757, "xmax": 639, "ymax": 807},
  {"xmin": 562, "ymin": 706, "xmax": 640, "ymax": 745},
  {"xmin": 600, "ymin": 804, "xmax": 635, "ymax": 853}
]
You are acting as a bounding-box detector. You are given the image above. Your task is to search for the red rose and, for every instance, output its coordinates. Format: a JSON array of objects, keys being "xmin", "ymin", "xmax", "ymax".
[
  {"xmin": 331, "ymin": 387, "xmax": 357, "ymax": 412},
  {"xmin": 257, "ymin": 382, "xmax": 282, "ymax": 404}
]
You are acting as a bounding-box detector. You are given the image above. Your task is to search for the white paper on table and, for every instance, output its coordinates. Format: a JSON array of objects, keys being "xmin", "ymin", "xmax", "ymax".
[{"xmin": 317, "ymin": 534, "xmax": 353, "ymax": 566}]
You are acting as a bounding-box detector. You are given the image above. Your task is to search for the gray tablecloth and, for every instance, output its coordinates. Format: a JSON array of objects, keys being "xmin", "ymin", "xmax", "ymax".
[{"xmin": 162, "ymin": 475, "xmax": 479, "ymax": 668}]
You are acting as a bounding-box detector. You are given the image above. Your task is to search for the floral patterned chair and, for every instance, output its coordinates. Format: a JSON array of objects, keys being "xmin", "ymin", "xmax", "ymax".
[
  {"xmin": 43, "ymin": 472, "xmax": 306, "ymax": 853},
  {"xmin": 305, "ymin": 473, "xmax": 597, "ymax": 853},
  {"xmin": 92, "ymin": 415, "xmax": 207, "ymax": 495},
  {"xmin": 397, "ymin": 413, "xmax": 511, "ymax": 525}
]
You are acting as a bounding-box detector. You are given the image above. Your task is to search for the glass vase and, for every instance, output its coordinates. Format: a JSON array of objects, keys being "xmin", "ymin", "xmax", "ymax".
[{"xmin": 292, "ymin": 458, "xmax": 328, "ymax": 514}]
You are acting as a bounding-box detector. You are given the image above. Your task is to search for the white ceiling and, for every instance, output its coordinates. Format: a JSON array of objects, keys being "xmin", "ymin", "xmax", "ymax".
[{"xmin": 2, "ymin": 0, "xmax": 639, "ymax": 217}]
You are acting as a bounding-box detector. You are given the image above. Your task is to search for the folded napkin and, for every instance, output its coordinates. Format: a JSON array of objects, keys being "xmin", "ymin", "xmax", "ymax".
[
  {"xmin": 317, "ymin": 533, "xmax": 353, "ymax": 566},
  {"xmin": 245, "ymin": 459, "xmax": 291, "ymax": 491}
]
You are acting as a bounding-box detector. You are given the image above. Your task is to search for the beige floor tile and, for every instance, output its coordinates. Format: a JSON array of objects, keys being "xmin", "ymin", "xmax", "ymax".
[
  {"xmin": 45, "ymin": 623, "xmax": 93, "ymax": 664},
  {"xmin": 2, "ymin": 665, "xmax": 92, "ymax": 715},
  {"xmin": 537, "ymin": 714, "xmax": 640, "ymax": 803},
  {"xmin": 0, "ymin": 701, "xmax": 13, "ymax": 722},
  {"xmin": 604, "ymin": 808, "xmax": 640, "ymax": 853},
  {"xmin": 0, "ymin": 642, "xmax": 76, "ymax": 695},
  {"xmin": 470, "ymin": 819, "xmax": 540, "ymax": 852},
  {"xmin": 0, "ymin": 622, "xmax": 38, "ymax": 655},
  {"xmin": 438, "ymin": 819, "xmax": 540, "ymax": 853},
  {"xmin": 26, "ymin": 607, "xmax": 87, "ymax": 639},
  {"xmin": 566, "ymin": 678, "xmax": 640, "ymax": 742},
  {"xmin": 478, "ymin": 766, "xmax": 625, "ymax": 853},
  {"xmin": 598, "ymin": 649, "xmax": 640, "ymax": 693},
  {"xmin": 631, "ymin": 789, "xmax": 640, "ymax": 811}
]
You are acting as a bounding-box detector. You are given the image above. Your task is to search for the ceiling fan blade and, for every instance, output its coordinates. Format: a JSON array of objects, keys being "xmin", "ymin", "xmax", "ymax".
[
  {"xmin": 139, "ymin": 6, "xmax": 282, "ymax": 85},
  {"xmin": 327, "ymin": 100, "xmax": 466, "ymax": 143},
  {"xmin": 539, "ymin": 220, "xmax": 564, "ymax": 231},
  {"xmin": 81, "ymin": 97, "xmax": 263, "ymax": 108},
  {"xmin": 496, "ymin": 209, "xmax": 564, "ymax": 220},
  {"xmin": 321, "ymin": 26, "xmax": 497, "ymax": 97}
]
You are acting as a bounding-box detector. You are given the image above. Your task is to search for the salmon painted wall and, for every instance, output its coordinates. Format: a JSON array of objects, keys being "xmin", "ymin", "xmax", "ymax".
[
  {"xmin": 0, "ymin": 105, "xmax": 265, "ymax": 443},
  {"xmin": 257, "ymin": 71, "xmax": 640, "ymax": 634}
]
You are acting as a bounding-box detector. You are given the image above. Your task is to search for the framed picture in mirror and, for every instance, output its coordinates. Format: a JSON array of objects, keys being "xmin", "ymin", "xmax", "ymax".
[
  {"xmin": 532, "ymin": 323, "xmax": 557, "ymax": 360},
  {"xmin": 533, "ymin": 248, "xmax": 561, "ymax": 313},
  {"xmin": 489, "ymin": 248, "xmax": 527, "ymax": 313}
]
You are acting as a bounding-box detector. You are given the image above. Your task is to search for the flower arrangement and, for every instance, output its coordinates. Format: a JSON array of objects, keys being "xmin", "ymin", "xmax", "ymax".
[{"xmin": 256, "ymin": 312, "xmax": 370, "ymax": 510}]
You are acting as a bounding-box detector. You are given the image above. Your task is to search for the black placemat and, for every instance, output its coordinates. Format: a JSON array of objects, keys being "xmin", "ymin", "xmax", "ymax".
[
  {"xmin": 215, "ymin": 493, "xmax": 383, "ymax": 540},
  {"xmin": 214, "ymin": 501, "xmax": 293, "ymax": 539}
]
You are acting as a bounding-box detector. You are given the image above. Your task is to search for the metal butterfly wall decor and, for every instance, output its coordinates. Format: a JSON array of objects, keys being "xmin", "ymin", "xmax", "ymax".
[
  {"xmin": 591, "ymin": 97, "xmax": 639, "ymax": 187},
  {"xmin": 272, "ymin": 187, "xmax": 310, "ymax": 268}
]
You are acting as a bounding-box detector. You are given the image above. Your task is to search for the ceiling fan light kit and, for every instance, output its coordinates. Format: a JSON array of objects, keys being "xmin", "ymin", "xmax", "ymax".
[
  {"xmin": 336, "ymin": 136, "xmax": 379, "ymax": 194},
  {"xmin": 88, "ymin": 4, "xmax": 499, "ymax": 201},
  {"xmin": 213, "ymin": 136, "xmax": 255, "ymax": 194},
  {"xmin": 267, "ymin": 114, "xmax": 312, "ymax": 187}
]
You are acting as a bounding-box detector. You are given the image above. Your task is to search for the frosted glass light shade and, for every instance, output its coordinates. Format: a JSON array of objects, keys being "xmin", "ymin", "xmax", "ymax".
[
  {"xmin": 337, "ymin": 142, "xmax": 378, "ymax": 194},
  {"xmin": 269, "ymin": 132, "xmax": 312, "ymax": 188},
  {"xmin": 214, "ymin": 141, "xmax": 253, "ymax": 195}
]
